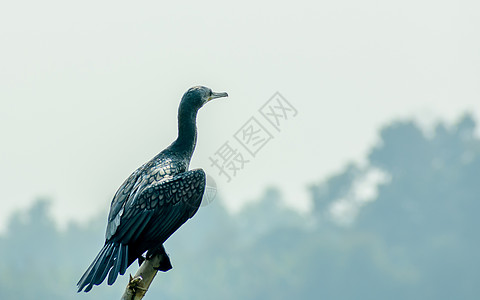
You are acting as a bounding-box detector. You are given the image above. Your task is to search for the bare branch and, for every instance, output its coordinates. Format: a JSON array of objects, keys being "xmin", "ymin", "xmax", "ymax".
[{"xmin": 121, "ymin": 253, "xmax": 164, "ymax": 300}]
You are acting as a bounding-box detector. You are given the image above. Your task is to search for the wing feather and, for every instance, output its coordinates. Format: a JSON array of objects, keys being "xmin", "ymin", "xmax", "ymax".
[
  {"xmin": 106, "ymin": 168, "xmax": 206, "ymax": 247},
  {"xmin": 79, "ymin": 160, "xmax": 206, "ymax": 291}
]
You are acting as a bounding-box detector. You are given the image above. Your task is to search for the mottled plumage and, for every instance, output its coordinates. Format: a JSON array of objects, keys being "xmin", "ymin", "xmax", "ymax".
[{"xmin": 77, "ymin": 86, "xmax": 228, "ymax": 292}]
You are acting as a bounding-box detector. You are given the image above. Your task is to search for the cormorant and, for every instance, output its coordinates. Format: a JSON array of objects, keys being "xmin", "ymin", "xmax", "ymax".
[{"xmin": 77, "ymin": 86, "xmax": 228, "ymax": 292}]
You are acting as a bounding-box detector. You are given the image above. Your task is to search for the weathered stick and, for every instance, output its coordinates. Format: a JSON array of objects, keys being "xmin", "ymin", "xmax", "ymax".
[{"xmin": 121, "ymin": 253, "xmax": 164, "ymax": 300}]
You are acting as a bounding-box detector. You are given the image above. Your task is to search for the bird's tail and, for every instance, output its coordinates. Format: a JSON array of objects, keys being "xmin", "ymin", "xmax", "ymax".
[{"xmin": 77, "ymin": 242, "xmax": 129, "ymax": 292}]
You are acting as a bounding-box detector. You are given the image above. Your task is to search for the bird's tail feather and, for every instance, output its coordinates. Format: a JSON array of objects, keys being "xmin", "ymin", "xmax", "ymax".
[{"xmin": 77, "ymin": 242, "xmax": 129, "ymax": 292}]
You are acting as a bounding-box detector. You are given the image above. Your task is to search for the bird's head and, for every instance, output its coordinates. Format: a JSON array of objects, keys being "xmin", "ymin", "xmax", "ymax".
[{"xmin": 180, "ymin": 86, "xmax": 228, "ymax": 111}]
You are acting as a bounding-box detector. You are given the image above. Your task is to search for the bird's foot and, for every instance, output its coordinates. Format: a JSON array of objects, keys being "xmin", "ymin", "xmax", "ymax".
[
  {"xmin": 138, "ymin": 255, "xmax": 146, "ymax": 266},
  {"xmin": 127, "ymin": 275, "xmax": 147, "ymax": 293},
  {"xmin": 146, "ymin": 245, "xmax": 173, "ymax": 272},
  {"xmin": 153, "ymin": 258, "xmax": 172, "ymax": 272}
]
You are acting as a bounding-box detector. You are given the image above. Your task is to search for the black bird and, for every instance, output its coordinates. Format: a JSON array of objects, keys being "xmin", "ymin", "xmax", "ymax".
[{"xmin": 77, "ymin": 86, "xmax": 228, "ymax": 292}]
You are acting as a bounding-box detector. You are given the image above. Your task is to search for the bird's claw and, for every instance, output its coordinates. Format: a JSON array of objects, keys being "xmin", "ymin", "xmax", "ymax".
[{"xmin": 127, "ymin": 275, "xmax": 147, "ymax": 293}]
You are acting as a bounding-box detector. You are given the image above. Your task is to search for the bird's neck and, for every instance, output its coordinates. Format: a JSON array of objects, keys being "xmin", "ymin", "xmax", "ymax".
[{"xmin": 170, "ymin": 106, "xmax": 198, "ymax": 160}]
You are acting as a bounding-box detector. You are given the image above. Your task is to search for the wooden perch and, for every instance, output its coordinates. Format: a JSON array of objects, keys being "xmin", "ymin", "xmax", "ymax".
[{"xmin": 121, "ymin": 253, "xmax": 164, "ymax": 300}]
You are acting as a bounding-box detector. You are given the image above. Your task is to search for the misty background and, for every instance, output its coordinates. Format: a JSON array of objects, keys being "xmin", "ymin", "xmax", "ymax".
[{"xmin": 1, "ymin": 0, "xmax": 479, "ymax": 299}]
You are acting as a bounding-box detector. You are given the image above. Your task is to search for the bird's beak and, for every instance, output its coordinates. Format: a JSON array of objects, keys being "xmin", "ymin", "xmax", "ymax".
[{"xmin": 208, "ymin": 91, "xmax": 228, "ymax": 102}]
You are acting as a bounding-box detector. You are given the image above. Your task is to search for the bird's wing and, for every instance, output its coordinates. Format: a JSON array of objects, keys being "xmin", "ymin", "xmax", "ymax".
[
  {"xmin": 105, "ymin": 164, "xmax": 148, "ymax": 240},
  {"xmin": 106, "ymin": 168, "xmax": 206, "ymax": 244}
]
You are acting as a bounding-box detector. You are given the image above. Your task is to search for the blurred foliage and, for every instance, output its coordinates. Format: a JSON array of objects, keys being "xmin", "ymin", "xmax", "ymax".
[{"xmin": 1, "ymin": 114, "xmax": 479, "ymax": 299}]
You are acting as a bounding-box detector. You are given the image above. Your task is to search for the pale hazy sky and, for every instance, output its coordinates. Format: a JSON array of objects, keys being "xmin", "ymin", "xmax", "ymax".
[{"xmin": 1, "ymin": 0, "xmax": 479, "ymax": 231}]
